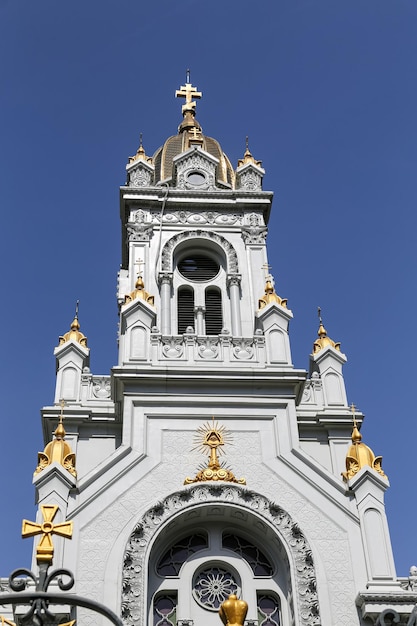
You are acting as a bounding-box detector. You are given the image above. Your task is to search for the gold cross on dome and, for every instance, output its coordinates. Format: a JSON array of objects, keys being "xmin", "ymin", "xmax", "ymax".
[
  {"xmin": 22, "ymin": 505, "xmax": 73, "ymax": 564},
  {"xmin": 176, "ymin": 80, "xmax": 202, "ymax": 113}
]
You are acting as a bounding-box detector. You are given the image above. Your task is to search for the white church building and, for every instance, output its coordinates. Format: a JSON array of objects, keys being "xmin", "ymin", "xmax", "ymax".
[{"xmin": 2, "ymin": 79, "xmax": 416, "ymax": 626}]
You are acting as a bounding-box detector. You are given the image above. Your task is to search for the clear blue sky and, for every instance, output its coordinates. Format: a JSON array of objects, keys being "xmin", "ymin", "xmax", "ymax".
[{"xmin": 1, "ymin": 0, "xmax": 416, "ymax": 577}]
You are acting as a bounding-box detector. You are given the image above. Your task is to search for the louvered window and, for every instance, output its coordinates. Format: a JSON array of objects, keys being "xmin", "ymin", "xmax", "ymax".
[
  {"xmin": 177, "ymin": 287, "xmax": 194, "ymax": 334},
  {"xmin": 178, "ymin": 255, "xmax": 219, "ymax": 282},
  {"xmin": 205, "ymin": 288, "xmax": 223, "ymax": 335}
]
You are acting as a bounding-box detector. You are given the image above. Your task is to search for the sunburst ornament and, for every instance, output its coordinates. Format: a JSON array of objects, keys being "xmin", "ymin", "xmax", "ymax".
[{"xmin": 184, "ymin": 418, "xmax": 246, "ymax": 485}]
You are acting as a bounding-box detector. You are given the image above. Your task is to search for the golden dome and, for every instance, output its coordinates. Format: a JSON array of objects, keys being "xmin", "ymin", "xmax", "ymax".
[
  {"xmin": 258, "ymin": 280, "xmax": 287, "ymax": 309},
  {"xmin": 152, "ymin": 78, "xmax": 235, "ymax": 188},
  {"xmin": 58, "ymin": 314, "xmax": 88, "ymax": 347}
]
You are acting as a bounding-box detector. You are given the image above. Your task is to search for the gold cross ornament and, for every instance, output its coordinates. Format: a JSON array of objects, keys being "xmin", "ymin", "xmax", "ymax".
[
  {"xmin": 175, "ymin": 81, "xmax": 202, "ymax": 114},
  {"xmin": 22, "ymin": 505, "xmax": 73, "ymax": 564}
]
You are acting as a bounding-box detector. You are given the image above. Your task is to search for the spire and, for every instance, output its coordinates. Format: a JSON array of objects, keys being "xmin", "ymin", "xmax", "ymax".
[
  {"xmin": 34, "ymin": 401, "xmax": 77, "ymax": 478},
  {"xmin": 312, "ymin": 307, "xmax": 340, "ymax": 354},
  {"xmin": 128, "ymin": 133, "xmax": 152, "ymax": 164},
  {"xmin": 237, "ymin": 136, "xmax": 262, "ymax": 168},
  {"xmin": 342, "ymin": 404, "xmax": 386, "ymax": 481},
  {"xmin": 184, "ymin": 419, "xmax": 246, "ymax": 485},
  {"xmin": 258, "ymin": 269, "xmax": 287, "ymax": 309},
  {"xmin": 58, "ymin": 301, "xmax": 88, "ymax": 347},
  {"xmin": 175, "ymin": 71, "xmax": 202, "ymax": 133}
]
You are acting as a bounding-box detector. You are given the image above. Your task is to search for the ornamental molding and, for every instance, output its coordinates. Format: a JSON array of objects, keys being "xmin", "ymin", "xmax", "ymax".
[
  {"xmin": 152, "ymin": 210, "xmax": 242, "ymax": 226},
  {"xmin": 121, "ymin": 485, "xmax": 321, "ymax": 626},
  {"xmin": 161, "ymin": 230, "xmax": 239, "ymax": 274},
  {"xmin": 236, "ymin": 168, "xmax": 263, "ymax": 191},
  {"xmin": 126, "ymin": 210, "xmax": 154, "ymax": 242},
  {"xmin": 128, "ymin": 165, "xmax": 154, "ymax": 188},
  {"xmin": 174, "ymin": 153, "xmax": 217, "ymax": 191}
]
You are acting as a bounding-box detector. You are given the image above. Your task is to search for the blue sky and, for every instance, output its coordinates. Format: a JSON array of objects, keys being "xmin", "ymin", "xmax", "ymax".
[{"xmin": 0, "ymin": 1, "xmax": 416, "ymax": 577}]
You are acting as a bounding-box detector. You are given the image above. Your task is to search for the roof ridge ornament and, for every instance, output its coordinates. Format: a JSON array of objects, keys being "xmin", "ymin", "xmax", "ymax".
[
  {"xmin": 184, "ymin": 418, "xmax": 246, "ymax": 485},
  {"xmin": 123, "ymin": 261, "xmax": 155, "ymax": 307},
  {"xmin": 128, "ymin": 132, "xmax": 153, "ymax": 164}
]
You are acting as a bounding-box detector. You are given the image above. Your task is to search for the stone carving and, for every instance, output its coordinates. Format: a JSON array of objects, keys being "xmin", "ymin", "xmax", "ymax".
[
  {"xmin": 232, "ymin": 339, "xmax": 254, "ymax": 360},
  {"xmin": 237, "ymin": 169, "xmax": 262, "ymax": 191},
  {"xmin": 162, "ymin": 337, "xmax": 184, "ymax": 359},
  {"xmin": 402, "ymin": 566, "xmax": 417, "ymax": 591},
  {"xmin": 121, "ymin": 485, "xmax": 320, "ymax": 626},
  {"xmin": 126, "ymin": 210, "xmax": 154, "ymax": 242},
  {"xmin": 128, "ymin": 166, "xmax": 153, "ymax": 188},
  {"xmin": 241, "ymin": 213, "xmax": 267, "ymax": 244},
  {"xmin": 92, "ymin": 377, "xmax": 111, "ymax": 399},
  {"xmin": 197, "ymin": 338, "xmax": 219, "ymax": 359},
  {"xmin": 175, "ymin": 153, "xmax": 216, "ymax": 190},
  {"xmin": 153, "ymin": 210, "xmax": 241, "ymax": 226},
  {"xmin": 161, "ymin": 230, "xmax": 239, "ymax": 274}
]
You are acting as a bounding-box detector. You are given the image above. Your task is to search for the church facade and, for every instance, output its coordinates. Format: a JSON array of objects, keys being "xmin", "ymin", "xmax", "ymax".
[{"xmin": 3, "ymin": 79, "xmax": 416, "ymax": 626}]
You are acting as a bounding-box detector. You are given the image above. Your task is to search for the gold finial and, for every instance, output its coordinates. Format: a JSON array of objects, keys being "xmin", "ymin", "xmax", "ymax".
[
  {"xmin": 258, "ymin": 269, "xmax": 287, "ymax": 309},
  {"xmin": 219, "ymin": 594, "xmax": 248, "ymax": 626},
  {"xmin": 176, "ymin": 74, "xmax": 202, "ymax": 133},
  {"xmin": 22, "ymin": 505, "xmax": 73, "ymax": 564},
  {"xmin": 58, "ymin": 301, "xmax": 88, "ymax": 347},
  {"xmin": 342, "ymin": 404, "xmax": 387, "ymax": 481},
  {"xmin": 128, "ymin": 133, "xmax": 153, "ymax": 164},
  {"xmin": 184, "ymin": 419, "xmax": 246, "ymax": 485},
  {"xmin": 238, "ymin": 136, "xmax": 262, "ymax": 168},
  {"xmin": 124, "ymin": 261, "xmax": 155, "ymax": 307},
  {"xmin": 34, "ymin": 400, "xmax": 77, "ymax": 478},
  {"xmin": 312, "ymin": 307, "xmax": 340, "ymax": 354}
]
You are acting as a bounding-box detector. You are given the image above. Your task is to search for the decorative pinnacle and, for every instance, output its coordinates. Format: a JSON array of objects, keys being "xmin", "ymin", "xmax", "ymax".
[
  {"xmin": 312, "ymin": 307, "xmax": 340, "ymax": 354},
  {"xmin": 22, "ymin": 505, "xmax": 73, "ymax": 564},
  {"xmin": 58, "ymin": 303, "xmax": 88, "ymax": 347}
]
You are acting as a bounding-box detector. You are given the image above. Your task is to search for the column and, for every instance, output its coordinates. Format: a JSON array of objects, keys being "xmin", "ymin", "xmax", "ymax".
[
  {"xmin": 195, "ymin": 306, "xmax": 205, "ymax": 335},
  {"xmin": 227, "ymin": 274, "xmax": 242, "ymax": 336},
  {"xmin": 159, "ymin": 272, "xmax": 173, "ymax": 335}
]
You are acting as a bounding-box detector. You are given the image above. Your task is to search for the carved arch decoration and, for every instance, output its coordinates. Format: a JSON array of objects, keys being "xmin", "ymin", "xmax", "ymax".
[
  {"xmin": 121, "ymin": 485, "xmax": 320, "ymax": 626},
  {"xmin": 160, "ymin": 230, "xmax": 239, "ymax": 274}
]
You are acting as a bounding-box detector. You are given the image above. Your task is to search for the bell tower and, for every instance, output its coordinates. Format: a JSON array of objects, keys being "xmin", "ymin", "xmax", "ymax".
[{"xmin": 24, "ymin": 78, "xmax": 414, "ymax": 626}]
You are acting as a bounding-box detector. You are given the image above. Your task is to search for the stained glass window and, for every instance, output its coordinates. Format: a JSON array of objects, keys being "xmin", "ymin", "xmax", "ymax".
[
  {"xmin": 257, "ymin": 594, "xmax": 281, "ymax": 626},
  {"xmin": 154, "ymin": 593, "xmax": 177, "ymax": 626},
  {"xmin": 157, "ymin": 533, "xmax": 208, "ymax": 576},
  {"xmin": 222, "ymin": 534, "xmax": 274, "ymax": 576},
  {"xmin": 193, "ymin": 565, "xmax": 239, "ymax": 611}
]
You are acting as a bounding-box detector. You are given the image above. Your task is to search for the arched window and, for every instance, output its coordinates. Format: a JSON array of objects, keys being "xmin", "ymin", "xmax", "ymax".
[
  {"xmin": 177, "ymin": 287, "xmax": 194, "ymax": 334},
  {"xmin": 148, "ymin": 521, "xmax": 288, "ymax": 626},
  {"xmin": 205, "ymin": 287, "xmax": 223, "ymax": 335}
]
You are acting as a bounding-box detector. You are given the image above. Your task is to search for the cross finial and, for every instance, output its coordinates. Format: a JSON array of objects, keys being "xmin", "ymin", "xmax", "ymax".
[
  {"xmin": 350, "ymin": 402, "xmax": 358, "ymax": 427},
  {"xmin": 245, "ymin": 136, "xmax": 249, "ymax": 151},
  {"xmin": 262, "ymin": 263, "xmax": 272, "ymax": 281},
  {"xmin": 318, "ymin": 306, "xmax": 322, "ymax": 324},
  {"xmin": 22, "ymin": 505, "xmax": 73, "ymax": 564},
  {"xmin": 134, "ymin": 257, "xmax": 145, "ymax": 276},
  {"xmin": 75, "ymin": 299, "xmax": 79, "ymax": 319},
  {"xmin": 139, "ymin": 132, "xmax": 143, "ymax": 148},
  {"xmin": 186, "ymin": 68, "xmax": 190, "ymax": 83},
  {"xmin": 176, "ymin": 77, "xmax": 202, "ymax": 115}
]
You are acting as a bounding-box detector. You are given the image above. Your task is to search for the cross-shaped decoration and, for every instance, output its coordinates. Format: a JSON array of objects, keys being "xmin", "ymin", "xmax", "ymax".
[
  {"xmin": 22, "ymin": 505, "xmax": 73, "ymax": 564},
  {"xmin": 350, "ymin": 402, "xmax": 358, "ymax": 426},
  {"xmin": 189, "ymin": 127, "xmax": 202, "ymax": 141},
  {"xmin": 261, "ymin": 263, "xmax": 272, "ymax": 281},
  {"xmin": 134, "ymin": 257, "xmax": 145, "ymax": 276},
  {"xmin": 175, "ymin": 80, "xmax": 202, "ymax": 114}
]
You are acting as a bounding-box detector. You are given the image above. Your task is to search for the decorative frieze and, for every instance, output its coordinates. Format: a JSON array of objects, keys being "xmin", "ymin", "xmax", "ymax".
[{"xmin": 152, "ymin": 210, "xmax": 242, "ymax": 226}]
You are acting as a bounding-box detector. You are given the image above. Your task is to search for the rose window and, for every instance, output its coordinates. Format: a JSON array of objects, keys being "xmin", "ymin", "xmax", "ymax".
[{"xmin": 193, "ymin": 565, "xmax": 239, "ymax": 611}]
